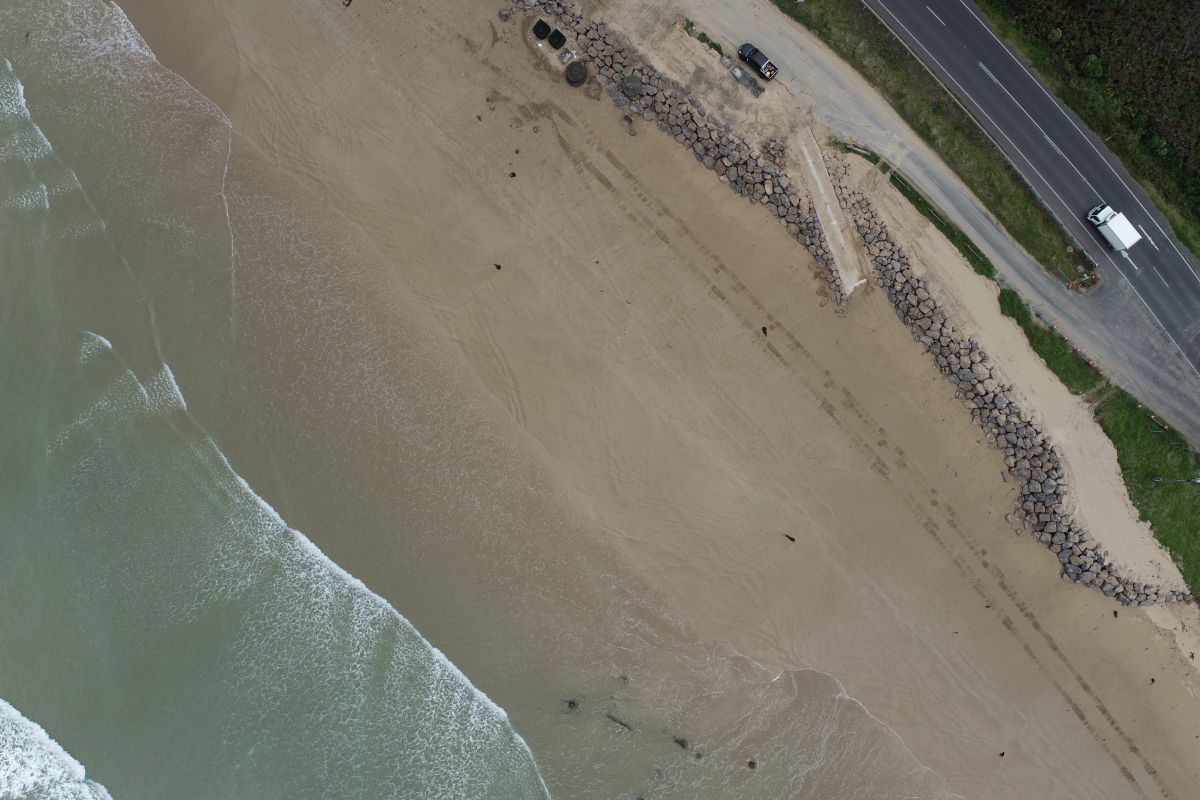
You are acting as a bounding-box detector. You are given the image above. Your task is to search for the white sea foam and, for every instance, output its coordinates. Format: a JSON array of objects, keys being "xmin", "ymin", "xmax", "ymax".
[
  {"xmin": 49, "ymin": 331, "xmax": 554, "ymax": 797},
  {"xmin": 0, "ymin": 127, "xmax": 53, "ymax": 164},
  {"xmin": 0, "ymin": 65, "xmax": 54, "ymax": 163},
  {"xmin": 63, "ymin": 217, "xmax": 106, "ymax": 239},
  {"xmin": 201, "ymin": 437, "xmax": 553, "ymax": 799},
  {"xmin": 187, "ymin": 390, "xmax": 549, "ymax": 797},
  {"xmin": 0, "ymin": 699, "xmax": 113, "ymax": 800},
  {"xmin": 50, "ymin": 370, "xmax": 144, "ymax": 454},
  {"xmin": 142, "ymin": 363, "xmax": 188, "ymax": 414},
  {"xmin": 53, "ymin": 335, "xmax": 169, "ymax": 454},
  {"xmin": 2, "ymin": 182, "xmax": 49, "ymax": 210},
  {"xmin": 43, "ymin": 168, "xmax": 83, "ymax": 198},
  {"xmin": 77, "ymin": 331, "xmax": 112, "ymax": 363},
  {"xmin": 70, "ymin": 333, "xmax": 518, "ymax": 737},
  {"xmin": 0, "ymin": 70, "xmax": 26, "ymax": 117}
]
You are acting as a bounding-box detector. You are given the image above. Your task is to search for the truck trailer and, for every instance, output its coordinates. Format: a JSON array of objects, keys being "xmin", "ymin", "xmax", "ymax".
[{"xmin": 1087, "ymin": 204, "xmax": 1141, "ymax": 252}]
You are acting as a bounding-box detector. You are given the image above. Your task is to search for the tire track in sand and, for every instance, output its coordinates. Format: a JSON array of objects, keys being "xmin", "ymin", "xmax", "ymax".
[{"xmin": 536, "ymin": 97, "xmax": 1169, "ymax": 798}]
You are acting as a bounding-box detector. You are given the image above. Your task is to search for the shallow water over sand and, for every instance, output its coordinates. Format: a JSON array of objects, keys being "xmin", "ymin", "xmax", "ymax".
[
  {"xmin": 0, "ymin": 2, "xmax": 959, "ymax": 797},
  {"xmin": 0, "ymin": 6, "xmax": 546, "ymax": 796}
]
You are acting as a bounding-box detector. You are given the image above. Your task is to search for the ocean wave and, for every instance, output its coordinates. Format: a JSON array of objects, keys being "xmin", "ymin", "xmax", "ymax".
[
  {"xmin": 0, "ymin": 699, "xmax": 113, "ymax": 800},
  {"xmin": 0, "ymin": 3, "xmax": 959, "ymax": 796},
  {"xmin": 0, "ymin": 62, "xmax": 54, "ymax": 163},
  {"xmin": 3, "ymin": 37, "xmax": 552, "ymax": 781},
  {"xmin": 34, "ymin": 330, "xmax": 555, "ymax": 798},
  {"xmin": 77, "ymin": 331, "xmax": 113, "ymax": 363},
  {"xmin": 1, "ymin": 182, "xmax": 49, "ymax": 210}
]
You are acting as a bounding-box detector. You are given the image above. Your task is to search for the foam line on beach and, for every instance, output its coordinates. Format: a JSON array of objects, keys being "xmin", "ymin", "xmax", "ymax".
[
  {"xmin": 776, "ymin": 664, "xmax": 965, "ymax": 799},
  {"xmin": 181, "ymin": 380, "xmax": 551, "ymax": 798},
  {"xmin": 1, "ymin": 0, "xmax": 243, "ymax": 372},
  {"xmin": 98, "ymin": 0, "xmax": 242, "ymax": 335},
  {"xmin": 0, "ymin": 698, "xmax": 113, "ymax": 800},
  {"xmin": 57, "ymin": 330, "xmax": 554, "ymax": 798}
]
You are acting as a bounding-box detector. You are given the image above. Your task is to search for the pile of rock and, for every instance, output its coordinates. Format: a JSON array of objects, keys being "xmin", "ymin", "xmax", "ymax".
[
  {"xmin": 506, "ymin": 1, "xmax": 847, "ymax": 307},
  {"xmin": 762, "ymin": 137, "xmax": 789, "ymax": 166},
  {"xmin": 821, "ymin": 152, "xmax": 1193, "ymax": 607}
]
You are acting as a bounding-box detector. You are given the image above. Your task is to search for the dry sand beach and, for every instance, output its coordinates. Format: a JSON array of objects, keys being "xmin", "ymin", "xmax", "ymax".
[{"xmin": 113, "ymin": 0, "xmax": 1200, "ymax": 796}]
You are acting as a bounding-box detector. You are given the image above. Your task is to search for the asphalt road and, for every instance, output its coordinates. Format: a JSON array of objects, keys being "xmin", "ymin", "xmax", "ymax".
[{"xmin": 861, "ymin": 0, "xmax": 1200, "ymax": 419}]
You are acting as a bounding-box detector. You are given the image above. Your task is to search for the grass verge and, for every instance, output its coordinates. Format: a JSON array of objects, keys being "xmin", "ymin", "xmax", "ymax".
[
  {"xmin": 997, "ymin": 288, "xmax": 1100, "ymax": 394},
  {"xmin": 835, "ymin": 140, "xmax": 1197, "ymax": 593},
  {"xmin": 682, "ymin": 19, "xmax": 723, "ymax": 57},
  {"xmin": 1093, "ymin": 387, "xmax": 1200, "ymax": 592},
  {"xmin": 770, "ymin": 0, "xmax": 1089, "ymax": 282},
  {"xmin": 889, "ymin": 171, "xmax": 997, "ymax": 280}
]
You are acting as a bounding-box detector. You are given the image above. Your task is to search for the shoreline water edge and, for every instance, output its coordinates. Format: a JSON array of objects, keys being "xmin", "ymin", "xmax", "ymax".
[
  {"xmin": 3, "ymin": 0, "xmax": 1198, "ymax": 797},
  {"xmin": 2, "ymin": 2, "xmax": 961, "ymax": 798},
  {"xmin": 0, "ymin": 12, "xmax": 551, "ymax": 794}
]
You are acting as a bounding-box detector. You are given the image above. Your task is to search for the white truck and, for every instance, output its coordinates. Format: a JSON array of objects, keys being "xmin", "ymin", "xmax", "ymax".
[{"xmin": 1087, "ymin": 203, "xmax": 1141, "ymax": 252}]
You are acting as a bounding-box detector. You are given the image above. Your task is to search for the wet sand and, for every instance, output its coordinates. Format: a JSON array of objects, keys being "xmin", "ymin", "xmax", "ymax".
[{"xmin": 116, "ymin": 0, "xmax": 1200, "ymax": 797}]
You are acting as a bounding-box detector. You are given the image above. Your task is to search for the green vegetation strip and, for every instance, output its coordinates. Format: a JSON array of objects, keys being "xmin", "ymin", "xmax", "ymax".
[
  {"xmin": 832, "ymin": 137, "xmax": 997, "ymax": 280},
  {"xmin": 682, "ymin": 19, "xmax": 723, "ymax": 57},
  {"xmin": 1000, "ymin": 290, "xmax": 1200, "ymax": 592},
  {"xmin": 771, "ymin": 0, "xmax": 1088, "ymax": 282},
  {"xmin": 975, "ymin": 1, "xmax": 1200, "ymax": 263},
  {"xmin": 889, "ymin": 170, "xmax": 997, "ymax": 280},
  {"xmin": 1094, "ymin": 387, "xmax": 1200, "ymax": 592},
  {"xmin": 835, "ymin": 138, "xmax": 1197, "ymax": 593},
  {"xmin": 997, "ymin": 289, "xmax": 1099, "ymax": 394}
]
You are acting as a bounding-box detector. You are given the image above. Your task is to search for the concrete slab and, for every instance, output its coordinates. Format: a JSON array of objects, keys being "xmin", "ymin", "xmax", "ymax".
[{"xmin": 793, "ymin": 127, "xmax": 869, "ymax": 296}]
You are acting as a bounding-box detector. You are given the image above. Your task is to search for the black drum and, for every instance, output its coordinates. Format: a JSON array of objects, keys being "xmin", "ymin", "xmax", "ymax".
[
  {"xmin": 565, "ymin": 61, "xmax": 588, "ymax": 87},
  {"xmin": 547, "ymin": 29, "xmax": 567, "ymax": 50},
  {"xmin": 532, "ymin": 19, "xmax": 551, "ymax": 39}
]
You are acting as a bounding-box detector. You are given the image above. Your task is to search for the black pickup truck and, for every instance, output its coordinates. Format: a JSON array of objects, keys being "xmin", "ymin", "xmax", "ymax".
[{"xmin": 738, "ymin": 43, "xmax": 778, "ymax": 81}]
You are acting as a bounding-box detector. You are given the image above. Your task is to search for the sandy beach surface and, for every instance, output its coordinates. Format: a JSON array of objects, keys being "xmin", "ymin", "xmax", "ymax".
[{"xmin": 115, "ymin": 0, "xmax": 1200, "ymax": 796}]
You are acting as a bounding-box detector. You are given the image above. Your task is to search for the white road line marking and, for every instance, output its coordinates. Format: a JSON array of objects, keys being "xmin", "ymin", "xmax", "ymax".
[
  {"xmin": 978, "ymin": 61, "xmax": 998, "ymax": 84},
  {"xmin": 872, "ymin": 0, "xmax": 1200, "ymax": 380},
  {"xmin": 926, "ymin": 5, "xmax": 946, "ymax": 26},
  {"xmin": 1152, "ymin": 266, "xmax": 1171, "ymax": 288},
  {"xmin": 976, "ymin": 60, "xmax": 1100, "ymax": 197},
  {"xmin": 955, "ymin": 0, "xmax": 1200, "ymax": 286},
  {"xmin": 1106, "ymin": 256, "xmax": 1200, "ymax": 380},
  {"xmin": 872, "ymin": 6, "xmax": 1100, "ymax": 259},
  {"xmin": 1138, "ymin": 224, "xmax": 1160, "ymax": 250},
  {"xmin": 1121, "ymin": 250, "xmax": 1139, "ymax": 271},
  {"xmin": 1043, "ymin": 132, "xmax": 1063, "ymax": 157}
]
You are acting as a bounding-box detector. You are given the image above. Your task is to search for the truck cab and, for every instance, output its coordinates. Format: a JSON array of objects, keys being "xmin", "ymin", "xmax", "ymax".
[{"xmin": 1087, "ymin": 203, "xmax": 1141, "ymax": 252}]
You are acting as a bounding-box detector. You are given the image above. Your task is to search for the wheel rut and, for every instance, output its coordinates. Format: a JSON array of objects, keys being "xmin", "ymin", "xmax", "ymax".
[{"xmin": 475, "ymin": 45, "xmax": 1174, "ymax": 799}]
